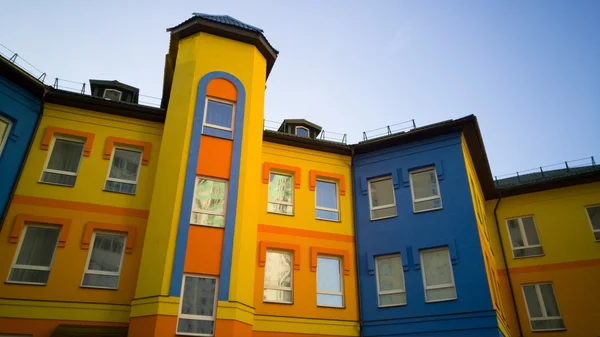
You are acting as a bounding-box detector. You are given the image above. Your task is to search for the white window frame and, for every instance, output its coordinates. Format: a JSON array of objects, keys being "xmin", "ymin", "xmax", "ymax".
[
  {"xmin": 409, "ymin": 166, "xmax": 443, "ymax": 213},
  {"xmin": 80, "ymin": 231, "xmax": 127, "ymax": 290},
  {"xmin": 0, "ymin": 115, "xmax": 12, "ymax": 157},
  {"xmin": 103, "ymin": 88, "xmax": 123, "ymax": 101},
  {"xmin": 267, "ymin": 172, "xmax": 294, "ymax": 216},
  {"xmin": 295, "ymin": 126, "xmax": 309, "ymax": 137},
  {"xmin": 177, "ymin": 274, "xmax": 219, "ymax": 337},
  {"xmin": 315, "ymin": 179, "xmax": 340, "ymax": 221},
  {"xmin": 506, "ymin": 216, "xmax": 544, "ymax": 258},
  {"xmin": 316, "ymin": 255, "xmax": 345, "ymax": 308},
  {"xmin": 263, "ymin": 249, "xmax": 294, "ymax": 304},
  {"xmin": 191, "ymin": 176, "xmax": 228, "ymax": 227},
  {"xmin": 420, "ymin": 247, "xmax": 457, "ymax": 303},
  {"xmin": 585, "ymin": 205, "xmax": 600, "ymax": 242},
  {"xmin": 367, "ymin": 176, "xmax": 397, "ymax": 221},
  {"xmin": 375, "ymin": 254, "xmax": 406, "ymax": 307},
  {"xmin": 7, "ymin": 224, "xmax": 60, "ymax": 286},
  {"xmin": 103, "ymin": 145, "xmax": 143, "ymax": 195},
  {"xmin": 202, "ymin": 97, "xmax": 236, "ymax": 132},
  {"xmin": 522, "ymin": 283, "xmax": 565, "ymax": 332},
  {"xmin": 39, "ymin": 135, "xmax": 85, "ymax": 186}
]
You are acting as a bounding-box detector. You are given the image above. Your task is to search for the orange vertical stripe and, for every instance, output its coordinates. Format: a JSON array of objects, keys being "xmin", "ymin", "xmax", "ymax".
[
  {"xmin": 197, "ymin": 136, "xmax": 233, "ymax": 179},
  {"xmin": 184, "ymin": 226, "xmax": 225, "ymax": 276}
]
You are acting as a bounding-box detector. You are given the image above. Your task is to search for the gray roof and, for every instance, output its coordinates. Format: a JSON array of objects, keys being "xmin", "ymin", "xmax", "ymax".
[
  {"xmin": 495, "ymin": 165, "xmax": 600, "ymax": 189},
  {"xmin": 192, "ymin": 13, "xmax": 264, "ymax": 33}
]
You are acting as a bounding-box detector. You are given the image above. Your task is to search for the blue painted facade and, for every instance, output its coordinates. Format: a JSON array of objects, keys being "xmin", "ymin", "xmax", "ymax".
[
  {"xmin": 0, "ymin": 74, "xmax": 42, "ymax": 223},
  {"xmin": 169, "ymin": 71, "xmax": 246, "ymax": 298},
  {"xmin": 353, "ymin": 132, "xmax": 503, "ymax": 337}
]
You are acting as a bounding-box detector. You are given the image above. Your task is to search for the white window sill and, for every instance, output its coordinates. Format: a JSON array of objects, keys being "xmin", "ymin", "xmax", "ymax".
[
  {"xmin": 370, "ymin": 214, "xmax": 398, "ymax": 221},
  {"xmin": 80, "ymin": 284, "xmax": 118, "ymax": 290},
  {"xmin": 425, "ymin": 297, "xmax": 457, "ymax": 303},
  {"xmin": 267, "ymin": 210, "xmax": 294, "ymax": 217},
  {"xmin": 316, "ymin": 217, "xmax": 341, "ymax": 223},
  {"xmin": 512, "ymin": 253, "xmax": 545, "ymax": 259},
  {"xmin": 38, "ymin": 180, "xmax": 75, "ymax": 187},
  {"xmin": 190, "ymin": 222, "xmax": 225, "ymax": 229},
  {"xmin": 413, "ymin": 206, "xmax": 443, "ymax": 214},
  {"xmin": 5, "ymin": 280, "xmax": 47, "ymax": 286},
  {"xmin": 317, "ymin": 304, "xmax": 346, "ymax": 309},
  {"xmin": 263, "ymin": 300, "xmax": 293, "ymax": 305},
  {"xmin": 531, "ymin": 328, "xmax": 566, "ymax": 332},
  {"xmin": 103, "ymin": 188, "xmax": 136, "ymax": 196},
  {"xmin": 378, "ymin": 303, "xmax": 407, "ymax": 308}
]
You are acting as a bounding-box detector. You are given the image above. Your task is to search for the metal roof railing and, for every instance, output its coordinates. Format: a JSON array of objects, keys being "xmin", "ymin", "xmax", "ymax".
[
  {"xmin": 263, "ymin": 119, "xmax": 348, "ymax": 144},
  {"xmin": 1, "ymin": 43, "xmax": 47, "ymax": 82},
  {"xmin": 362, "ymin": 119, "xmax": 416, "ymax": 141},
  {"xmin": 494, "ymin": 156, "xmax": 597, "ymax": 188}
]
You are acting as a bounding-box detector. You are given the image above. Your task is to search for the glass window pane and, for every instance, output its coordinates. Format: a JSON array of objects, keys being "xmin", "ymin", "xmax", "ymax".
[
  {"xmin": 507, "ymin": 219, "xmax": 524, "ymax": 247},
  {"xmin": 268, "ymin": 174, "xmax": 292, "ymax": 203},
  {"xmin": 177, "ymin": 318, "xmax": 214, "ymax": 335},
  {"xmin": 264, "ymin": 251, "xmax": 292, "ymax": 289},
  {"xmin": 268, "ymin": 203, "xmax": 293, "ymax": 215},
  {"xmin": 316, "ymin": 181, "xmax": 337, "ymax": 210},
  {"xmin": 594, "ymin": 231, "xmax": 600, "ymax": 241},
  {"xmin": 317, "ymin": 294, "xmax": 343, "ymax": 307},
  {"xmin": 296, "ymin": 128, "xmax": 309, "ymax": 137},
  {"xmin": 539, "ymin": 284, "xmax": 560, "ymax": 317},
  {"xmin": 87, "ymin": 234, "xmax": 125, "ymax": 272},
  {"xmin": 421, "ymin": 249, "xmax": 453, "ymax": 286},
  {"xmin": 425, "ymin": 287, "xmax": 457, "ymax": 302},
  {"xmin": 181, "ymin": 276, "xmax": 217, "ymax": 317},
  {"xmin": 8, "ymin": 268, "xmax": 50, "ymax": 284},
  {"xmin": 205, "ymin": 100, "xmax": 233, "ymax": 129},
  {"xmin": 194, "ymin": 179, "xmax": 226, "ymax": 215},
  {"xmin": 316, "ymin": 209, "xmax": 340, "ymax": 221},
  {"xmin": 587, "ymin": 206, "xmax": 600, "ymax": 230},
  {"xmin": 411, "ymin": 169, "xmax": 439, "ymax": 200},
  {"xmin": 104, "ymin": 181, "xmax": 137, "ymax": 194},
  {"xmin": 317, "ymin": 257, "xmax": 341, "ymax": 292},
  {"xmin": 263, "ymin": 289, "xmax": 292, "ymax": 303},
  {"xmin": 515, "ymin": 246, "xmax": 544, "ymax": 258},
  {"xmin": 82, "ymin": 274, "xmax": 119, "ymax": 288},
  {"xmin": 523, "ymin": 285, "xmax": 543, "ymax": 318},
  {"xmin": 377, "ymin": 255, "xmax": 404, "ymax": 292},
  {"xmin": 414, "ymin": 198, "xmax": 442, "ymax": 212},
  {"xmin": 15, "ymin": 226, "xmax": 60, "ymax": 267},
  {"xmin": 46, "ymin": 139, "xmax": 84, "ymax": 173},
  {"xmin": 379, "ymin": 293, "xmax": 406, "ymax": 306},
  {"xmin": 531, "ymin": 318, "xmax": 565, "ymax": 331},
  {"xmin": 521, "ymin": 217, "xmax": 540, "ymax": 245},
  {"xmin": 41, "ymin": 172, "xmax": 77, "ymax": 186},
  {"xmin": 371, "ymin": 206, "xmax": 397, "ymax": 220},
  {"xmin": 369, "ymin": 178, "xmax": 395, "ymax": 207},
  {"xmin": 108, "ymin": 149, "xmax": 141, "ymax": 182},
  {"xmin": 191, "ymin": 213, "xmax": 225, "ymax": 227}
]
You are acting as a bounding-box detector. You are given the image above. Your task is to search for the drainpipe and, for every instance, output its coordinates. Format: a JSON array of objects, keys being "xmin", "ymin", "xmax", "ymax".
[
  {"xmin": 493, "ymin": 196, "xmax": 523, "ymax": 337},
  {"xmin": 0, "ymin": 88, "xmax": 47, "ymax": 228},
  {"xmin": 350, "ymin": 147, "xmax": 364, "ymax": 337}
]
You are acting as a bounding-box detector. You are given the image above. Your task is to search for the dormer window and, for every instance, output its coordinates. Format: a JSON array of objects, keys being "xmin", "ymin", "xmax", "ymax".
[
  {"xmin": 295, "ymin": 126, "xmax": 309, "ymax": 137},
  {"xmin": 103, "ymin": 89, "xmax": 123, "ymax": 101}
]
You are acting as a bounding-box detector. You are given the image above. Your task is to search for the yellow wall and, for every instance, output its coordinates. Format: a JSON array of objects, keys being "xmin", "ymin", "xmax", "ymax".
[
  {"xmin": 0, "ymin": 103, "xmax": 163, "ymax": 327},
  {"xmin": 461, "ymin": 136, "xmax": 514, "ymax": 337},
  {"xmin": 15, "ymin": 103, "xmax": 163, "ymax": 210},
  {"xmin": 253, "ymin": 142, "xmax": 359, "ymax": 336},
  {"xmin": 486, "ymin": 182, "xmax": 600, "ymax": 337}
]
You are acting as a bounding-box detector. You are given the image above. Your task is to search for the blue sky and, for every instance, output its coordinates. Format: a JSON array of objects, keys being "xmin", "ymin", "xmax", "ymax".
[{"xmin": 1, "ymin": 1, "xmax": 598, "ymax": 177}]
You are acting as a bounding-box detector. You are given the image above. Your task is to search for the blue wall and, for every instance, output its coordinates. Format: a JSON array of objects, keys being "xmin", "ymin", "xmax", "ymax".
[
  {"xmin": 353, "ymin": 133, "xmax": 502, "ymax": 337},
  {"xmin": 0, "ymin": 75, "xmax": 41, "ymax": 222}
]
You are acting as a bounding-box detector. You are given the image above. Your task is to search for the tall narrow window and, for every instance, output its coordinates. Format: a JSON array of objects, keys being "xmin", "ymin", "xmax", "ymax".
[
  {"xmin": 177, "ymin": 275, "xmax": 218, "ymax": 336},
  {"xmin": 81, "ymin": 232, "xmax": 126, "ymax": 289},
  {"xmin": 376, "ymin": 254, "xmax": 406, "ymax": 307},
  {"xmin": 420, "ymin": 247, "xmax": 457, "ymax": 302},
  {"xmin": 295, "ymin": 126, "xmax": 309, "ymax": 137},
  {"xmin": 191, "ymin": 178, "xmax": 227, "ymax": 227},
  {"xmin": 522, "ymin": 283, "xmax": 565, "ymax": 331},
  {"xmin": 316, "ymin": 256, "xmax": 344, "ymax": 307},
  {"xmin": 409, "ymin": 167, "xmax": 442, "ymax": 212},
  {"xmin": 203, "ymin": 98, "xmax": 235, "ymax": 132},
  {"xmin": 267, "ymin": 173, "xmax": 293, "ymax": 215},
  {"xmin": 40, "ymin": 137, "xmax": 85, "ymax": 187},
  {"xmin": 263, "ymin": 250, "xmax": 293, "ymax": 303},
  {"xmin": 585, "ymin": 205, "xmax": 600, "ymax": 241},
  {"xmin": 0, "ymin": 115, "xmax": 11, "ymax": 157},
  {"xmin": 316, "ymin": 180, "xmax": 339, "ymax": 221},
  {"xmin": 8, "ymin": 225, "xmax": 61, "ymax": 285},
  {"xmin": 368, "ymin": 176, "xmax": 397, "ymax": 220},
  {"xmin": 104, "ymin": 147, "xmax": 143, "ymax": 194},
  {"xmin": 506, "ymin": 216, "xmax": 544, "ymax": 258}
]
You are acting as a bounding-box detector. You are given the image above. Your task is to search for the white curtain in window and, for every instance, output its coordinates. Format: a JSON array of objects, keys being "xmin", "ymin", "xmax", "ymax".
[
  {"xmin": 316, "ymin": 181, "xmax": 338, "ymax": 220},
  {"xmin": 205, "ymin": 100, "xmax": 233, "ymax": 129},
  {"xmin": 109, "ymin": 149, "xmax": 141, "ymax": 181},
  {"xmin": 42, "ymin": 139, "xmax": 84, "ymax": 186},
  {"xmin": 317, "ymin": 257, "xmax": 343, "ymax": 307},
  {"xmin": 82, "ymin": 234, "xmax": 125, "ymax": 289},
  {"xmin": 264, "ymin": 251, "xmax": 292, "ymax": 302},
  {"xmin": 422, "ymin": 249, "xmax": 456, "ymax": 301},
  {"xmin": 370, "ymin": 178, "xmax": 394, "ymax": 207},
  {"xmin": 178, "ymin": 276, "xmax": 216, "ymax": 335},
  {"xmin": 9, "ymin": 226, "xmax": 60, "ymax": 284}
]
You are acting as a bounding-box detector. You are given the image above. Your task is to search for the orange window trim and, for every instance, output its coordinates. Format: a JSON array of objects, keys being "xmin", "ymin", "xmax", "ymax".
[
  {"xmin": 258, "ymin": 241, "xmax": 301, "ymax": 270},
  {"xmin": 310, "ymin": 246, "xmax": 351, "ymax": 275},
  {"xmin": 309, "ymin": 170, "xmax": 346, "ymax": 196},
  {"xmin": 258, "ymin": 224, "xmax": 354, "ymax": 243},
  {"xmin": 82, "ymin": 222, "xmax": 137, "ymax": 254},
  {"xmin": 41, "ymin": 126, "xmax": 95, "ymax": 157},
  {"xmin": 10, "ymin": 214, "xmax": 71, "ymax": 248},
  {"xmin": 104, "ymin": 136, "xmax": 152, "ymax": 165},
  {"xmin": 263, "ymin": 162, "xmax": 301, "ymax": 189}
]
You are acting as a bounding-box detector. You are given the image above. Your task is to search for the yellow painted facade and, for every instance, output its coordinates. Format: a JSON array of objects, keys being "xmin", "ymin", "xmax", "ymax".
[{"xmin": 486, "ymin": 182, "xmax": 600, "ymax": 337}]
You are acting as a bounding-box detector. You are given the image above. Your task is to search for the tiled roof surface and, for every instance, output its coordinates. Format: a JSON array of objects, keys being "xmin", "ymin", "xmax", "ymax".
[
  {"xmin": 192, "ymin": 13, "xmax": 264, "ymax": 33},
  {"xmin": 495, "ymin": 165, "xmax": 600, "ymax": 189}
]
